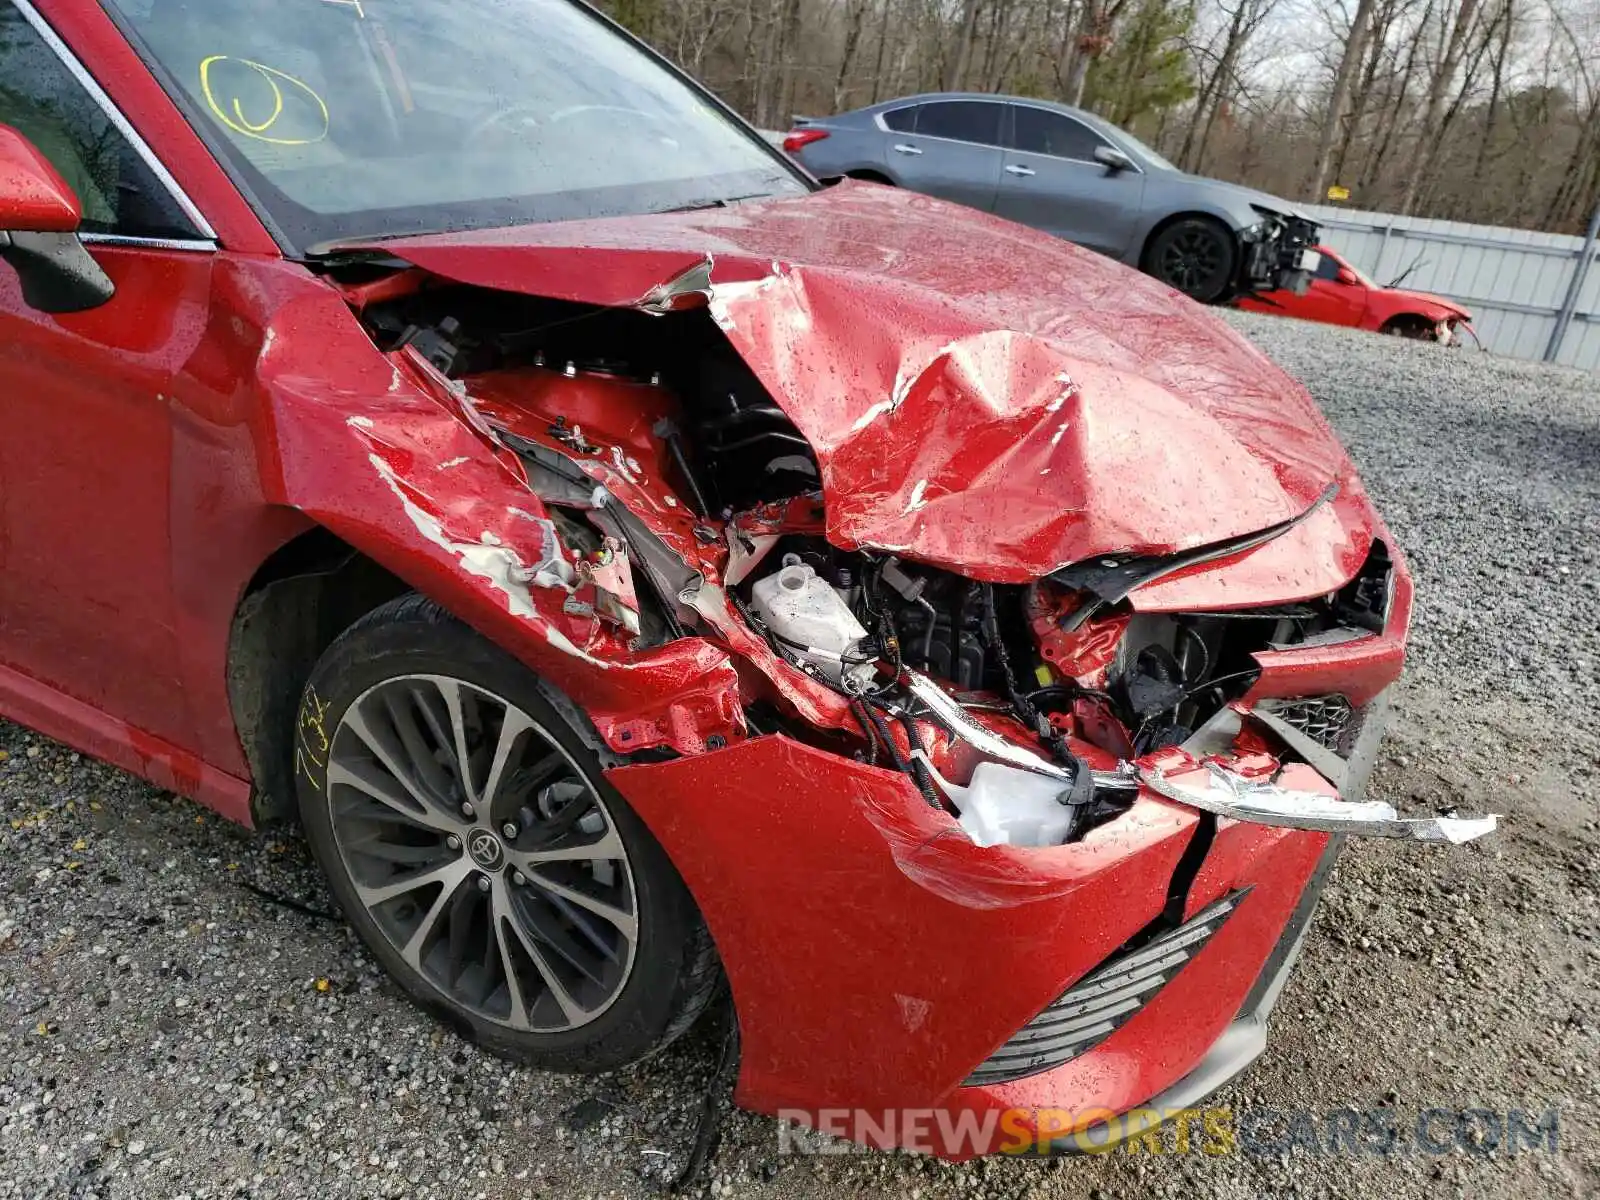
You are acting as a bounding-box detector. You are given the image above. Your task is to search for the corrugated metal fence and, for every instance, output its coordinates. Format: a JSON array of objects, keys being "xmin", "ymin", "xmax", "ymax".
[{"xmin": 1301, "ymin": 202, "xmax": 1600, "ymax": 370}]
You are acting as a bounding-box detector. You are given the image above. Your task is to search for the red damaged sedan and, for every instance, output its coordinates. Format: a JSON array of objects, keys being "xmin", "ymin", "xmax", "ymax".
[
  {"xmin": 1, "ymin": 0, "xmax": 1494, "ymax": 1158},
  {"xmin": 1237, "ymin": 243, "xmax": 1477, "ymax": 345}
]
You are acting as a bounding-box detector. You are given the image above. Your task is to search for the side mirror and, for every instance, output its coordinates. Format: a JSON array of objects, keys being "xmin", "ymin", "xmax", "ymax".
[
  {"xmin": 0, "ymin": 124, "xmax": 82, "ymax": 231},
  {"xmin": 1094, "ymin": 144, "xmax": 1134, "ymax": 173},
  {"xmin": 0, "ymin": 124, "xmax": 115, "ymax": 313},
  {"xmin": 1335, "ymin": 266, "xmax": 1359, "ymax": 285}
]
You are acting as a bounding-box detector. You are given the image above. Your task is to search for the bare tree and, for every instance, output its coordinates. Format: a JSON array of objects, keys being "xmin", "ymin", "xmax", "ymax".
[
  {"xmin": 593, "ymin": 0, "xmax": 1600, "ymax": 233},
  {"xmin": 1308, "ymin": 0, "xmax": 1378, "ymax": 199}
]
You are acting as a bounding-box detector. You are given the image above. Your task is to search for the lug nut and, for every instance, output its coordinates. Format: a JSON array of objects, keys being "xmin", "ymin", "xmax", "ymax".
[
  {"xmin": 511, "ymin": 871, "xmax": 527, "ymax": 886},
  {"xmin": 460, "ymin": 801, "xmax": 476, "ymax": 818},
  {"xmin": 476, "ymin": 876, "xmax": 491, "ymax": 893},
  {"xmin": 445, "ymin": 834, "xmax": 461, "ymax": 850},
  {"xmin": 500, "ymin": 821, "xmax": 519, "ymax": 839}
]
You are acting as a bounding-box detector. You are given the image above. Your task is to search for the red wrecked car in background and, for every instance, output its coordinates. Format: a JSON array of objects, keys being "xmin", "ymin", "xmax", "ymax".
[
  {"xmin": 1, "ymin": 0, "xmax": 1494, "ymax": 1161},
  {"xmin": 1237, "ymin": 243, "xmax": 1478, "ymax": 345}
]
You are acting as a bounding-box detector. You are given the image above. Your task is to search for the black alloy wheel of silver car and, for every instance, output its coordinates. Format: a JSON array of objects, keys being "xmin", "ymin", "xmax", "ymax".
[
  {"xmin": 293, "ymin": 594, "xmax": 720, "ymax": 1070},
  {"xmin": 1144, "ymin": 216, "xmax": 1238, "ymax": 304}
]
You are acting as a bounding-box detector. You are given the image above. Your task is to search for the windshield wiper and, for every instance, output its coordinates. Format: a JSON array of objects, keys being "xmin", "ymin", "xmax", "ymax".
[
  {"xmin": 662, "ymin": 192, "xmax": 778, "ymax": 214},
  {"xmin": 301, "ymin": 244, "xmax": 415, "ymax": 271}
]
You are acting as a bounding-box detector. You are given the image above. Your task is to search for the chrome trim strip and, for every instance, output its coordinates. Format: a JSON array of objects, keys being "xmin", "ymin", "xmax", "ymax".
[
  {"xmin": 80, "ymin": 232, "xmax": 216, "ymax": 252},
  {"xmin": 11, "ymin": 0, "xmax": 218, "ymax": 241},
  {"xmin": 905, "ymin": 670, "xmax": 1074, "ymax": 782},
  {"xmin": 1140, "ymin": 757, "xmax": 1497, "ymax": 842}
]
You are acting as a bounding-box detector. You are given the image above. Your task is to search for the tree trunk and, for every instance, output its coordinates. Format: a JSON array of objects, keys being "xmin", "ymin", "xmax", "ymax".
[
  {"xmin": 1307, "ymin": 0, "xmax": 1376, "ymax": 200},
  {"xmin": 1472, "ymin": 0, "xmax": 1512, "ymax": 184},
  {"xmin": 868, "ymin": 0, "xmax": 893, "ymax": 104},
  {"xmin": 1062, "ymin": 0, "xmax": 1099, "ymax": 104},
  {"xmin": 945, "ymin": 0, "xmax": 984, "ymax": 89},
  {"xmin": 1398, "ymin": 0, "xmax": 1482, "ymax": 214},
  {"xmin": 773, "ymin": 0, "xmax": 806, "ymax": 125},
  {"xmin": 1333, "ymin": 0, "xmax": 1392, "ymax": 185},
  {"xmin": 833, "ymin": 0, "xmax": 869, "ymax": 110}
]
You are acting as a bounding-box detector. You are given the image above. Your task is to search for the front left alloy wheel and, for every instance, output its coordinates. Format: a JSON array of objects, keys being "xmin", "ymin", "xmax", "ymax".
[
  {"xmin": 1144, "ymin": 216, "xmax": 1238, "ymax": 304},
  {"xmin": 293, "ymin": 594, "xmax": 720, "ymax": 1070}
]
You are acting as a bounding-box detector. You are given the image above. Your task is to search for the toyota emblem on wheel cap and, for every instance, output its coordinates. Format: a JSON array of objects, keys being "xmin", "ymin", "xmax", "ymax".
[{"xmin": 467, "ymin": 828, "xmax": 504, "ymax": 869}]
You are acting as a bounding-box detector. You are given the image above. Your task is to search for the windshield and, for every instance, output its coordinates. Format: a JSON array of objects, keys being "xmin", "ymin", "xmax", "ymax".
[
  {"xmin": 103, "ymin": 0, "xmax": 806, "ymax": 252},
  {"xmin": 1112, "ymin": 126, "xmax": 1178, "ymax": 172}
]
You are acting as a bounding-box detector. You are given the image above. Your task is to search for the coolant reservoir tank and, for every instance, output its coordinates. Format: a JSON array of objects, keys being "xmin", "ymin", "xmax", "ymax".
[
  {"xmin": 749, "ymin": 558, "xmax": 868, "ymax": 685},
  {"xmin": 938, "ymin": 762, "xmax": 1075, "ymax": 848}
]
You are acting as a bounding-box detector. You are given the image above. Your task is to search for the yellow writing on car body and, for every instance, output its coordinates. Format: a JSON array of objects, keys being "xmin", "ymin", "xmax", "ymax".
[{"xmin": 200, "ymin": 55, "xmax": 329, "ymax": 145}]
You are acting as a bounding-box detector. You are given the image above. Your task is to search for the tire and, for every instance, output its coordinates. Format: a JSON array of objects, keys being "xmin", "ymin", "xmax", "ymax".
[
  {"xmin": 293, "ymin": 594, "xmax": 720, "ymax": 1072},
  {"xmin": 1143, "ymin": 217, "xmax": 1238, "ymax": 304}
]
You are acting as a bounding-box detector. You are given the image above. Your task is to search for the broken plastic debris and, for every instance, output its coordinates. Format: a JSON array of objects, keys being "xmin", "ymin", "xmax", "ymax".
[
  {"xmin": 905, "ymin": 670, "xmax": 1073, "ymax": 783},
  {"xmin": 1142, "ymin": 760, "xmax": 1498, "ymax": 843}
]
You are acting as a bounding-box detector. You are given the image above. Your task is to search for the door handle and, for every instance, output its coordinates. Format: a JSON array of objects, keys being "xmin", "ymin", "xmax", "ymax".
[
  {"xmin": 892, "ymin": 143, "xmax": 923, "ymax": 155},
  {"xmin": 1004, "ymin": 164, "xmax": 1036, "ymax": 176}
]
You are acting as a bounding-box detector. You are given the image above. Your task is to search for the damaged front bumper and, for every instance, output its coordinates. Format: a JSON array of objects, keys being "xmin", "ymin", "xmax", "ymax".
[
  {"xmin": 606, "ymin": 692, "xmax": 1491, "ymax": 1159},
  {"xmin": 606, "ymin": 735, "xmax": 1337, "ymax": 1159},
  {"xmin": 1039, "ymin": 833, "xmax": 1346, "ymax": 1154}
]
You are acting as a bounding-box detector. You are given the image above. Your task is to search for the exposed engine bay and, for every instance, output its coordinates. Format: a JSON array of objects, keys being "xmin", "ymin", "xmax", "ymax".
[{"xmin": 345, "ymin": 270, "xmax": 1493, "ymax": 849}]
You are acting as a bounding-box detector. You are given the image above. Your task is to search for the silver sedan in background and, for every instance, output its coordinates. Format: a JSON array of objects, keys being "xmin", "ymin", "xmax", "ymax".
[{"xmin": 784, "ymin": 93, "xmax": 1319, "ymax": 304}]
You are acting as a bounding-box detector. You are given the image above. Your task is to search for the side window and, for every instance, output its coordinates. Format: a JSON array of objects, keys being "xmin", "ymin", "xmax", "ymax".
[
  {"xmin": 1313, "ymin": 255, "xmax": 1343, "ymax": 281},
  {"xmin": 882, "ymin": 106, "xmax": 918, "ymax": 134},
  {"xmin": 914, "ymin": 101, "xmax": 1002, "ymax": 147},
  {"xmin": 0, "ymin": 3, "xmax": 200, "ymax": 239},
  {"xmin": 1009, "ymin": 107, "xmax": 1111, "ymax": 162}
]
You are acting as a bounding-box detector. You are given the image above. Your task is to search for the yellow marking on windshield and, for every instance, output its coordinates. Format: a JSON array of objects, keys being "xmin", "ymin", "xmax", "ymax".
[{"xmin": 200, "ymin": 56, "xmax": 330, "ymax": 146}]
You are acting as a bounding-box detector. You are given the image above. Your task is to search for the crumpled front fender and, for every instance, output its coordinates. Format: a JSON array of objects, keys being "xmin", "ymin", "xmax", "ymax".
[{"xmin": 253, "ymin": 281, "xmax": 746, "ymax": 757}]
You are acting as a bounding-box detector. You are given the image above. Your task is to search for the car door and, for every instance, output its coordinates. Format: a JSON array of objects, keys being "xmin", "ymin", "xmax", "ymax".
[
  {"xmin": 994, "ymin": 105, "xmax": 1146, "ymax": 257},
  {"xmin": 879, "ymin": 99, "xmax": 1004, "ymax": 213},
  {"xmin": 1295, "ymin": 253, "xmax": 1370, "ymax": 326},
  {"xmin": 0, "ymin": 0, "xmax": 217, "ymax": 752}
]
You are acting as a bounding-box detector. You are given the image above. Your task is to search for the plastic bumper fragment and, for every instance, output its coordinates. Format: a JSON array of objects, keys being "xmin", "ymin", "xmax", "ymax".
[{"xmin": 1141, "ymin": 758, "xmax": 1497, "ymax": 843}]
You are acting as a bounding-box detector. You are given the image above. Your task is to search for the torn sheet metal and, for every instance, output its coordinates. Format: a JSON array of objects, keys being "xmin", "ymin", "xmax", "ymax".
[
  {"xmin": 639, "ymin": 255, "xmax": 715, "ymax": 314},
  {"xmin": 578, "ymin": 537, "xmax": 640, "ymax": 635},
  {"xmin": 724, "ymin": 528, "xmax": 779, "ymax": 588},
  {"xmin": 452, "ymin": 362, "xmax": 866, "ymax": 735},
  {"xmin": 256, "ymin": 288, "xmax": 746, "ymax": 758},
  {"xmin": 680, "ymin": 579, "xmax": 855, "ymax": 732},
  {"xmin": 374, "ymin": 182, "xmax": 1379, "ymax": 605},
  {"xmin": 1141, "ymin": 754, "xmax": 1498, "ymax": 843},
  {"xmin": 461, "ymin": 366, "xmax": 709, "ymax": 572}
]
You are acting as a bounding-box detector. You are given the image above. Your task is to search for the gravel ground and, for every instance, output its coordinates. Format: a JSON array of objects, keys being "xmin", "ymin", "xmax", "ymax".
[{"xmin": 2, "ymin": 312, "xmax": 1597, "ymax": 1200}]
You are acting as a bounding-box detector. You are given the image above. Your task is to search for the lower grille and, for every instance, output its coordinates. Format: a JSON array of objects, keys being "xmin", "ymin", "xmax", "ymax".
[
  {"xmin": 1260, "ymin": 694, "xmax": 1358, "ymax": 753},
  {"xmin": 964, "ymin": 889, "xmax": 1249, "ymax": 1087}
]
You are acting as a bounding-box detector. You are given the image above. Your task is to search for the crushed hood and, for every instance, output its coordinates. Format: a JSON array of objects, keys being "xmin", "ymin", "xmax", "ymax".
[
  {"xmin": 376, "ymin": 182, "xmax": 1375, "ymax": 602},
  {"xmin": 1385, "ymin": 286, "xmax": 1472, "ymax": 320}
]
